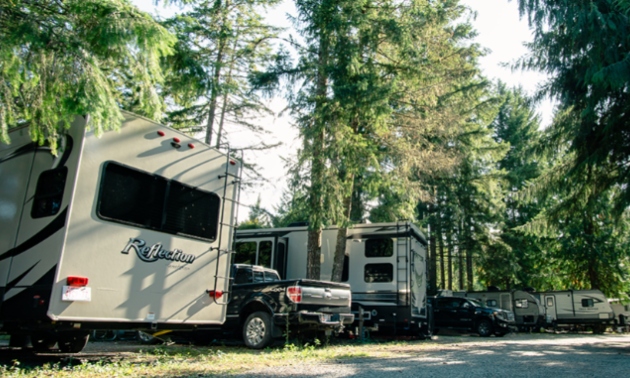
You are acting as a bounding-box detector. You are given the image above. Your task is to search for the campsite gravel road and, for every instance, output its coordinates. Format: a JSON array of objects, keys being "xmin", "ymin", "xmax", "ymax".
[{"xmin": 235, "ymin": 333, "xmax": 630, "ymax": 378}]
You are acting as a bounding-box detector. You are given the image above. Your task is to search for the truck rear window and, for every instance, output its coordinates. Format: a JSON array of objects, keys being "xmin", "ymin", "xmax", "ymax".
[{"xmin": 97, "ymin": 162, "xmax": 220, "ymax": 241}]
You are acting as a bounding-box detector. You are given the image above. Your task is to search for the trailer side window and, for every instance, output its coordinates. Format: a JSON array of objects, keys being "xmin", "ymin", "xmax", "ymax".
[
  {"xmin": 515, "ymin": 299, "xmax": 529, "ymax": 308},
  {"xmin": 31, "ymin": 168, "xmax": 68, "ymax": 218},
  {"xmin": 234, "ymin": 242, "xmax": 257, "ymax": 265},
  {"xmin": 582, "ymin": 298, "xmax": 594, "ymax": 307},
  {"xmin": 364, "ymin": 263, "xmax": 393, "ymax": 283},
  {"xmin": 546, "ymin": 297, "xmax": 554, "ymax": 307},
  {"xmin": 164, "ymin": 181, "xmax": 220, "ymax": 240},
  {"xmin": 487, "ymin": 299, "xmax": 498, "ymax": 307},
  {"xmin": 258, "ymin": 241, "xmax": 273, "ymax": 268},
  {"xmin": 98, "ymin": 163, "xmax": 167, "ymax": 229},
  {"xmin": 97, "ymin": 162, "xmax": 221, "ymax": 241},
  {"xmin": 365, "ymin": 238, "xmax": 393, "ymax": 258}
]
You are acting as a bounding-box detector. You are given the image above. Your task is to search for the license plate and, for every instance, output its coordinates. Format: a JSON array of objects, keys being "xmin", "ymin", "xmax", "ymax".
[{"xmin": 62, "ymin": 286, "xmax": 91, "ymax": 302}]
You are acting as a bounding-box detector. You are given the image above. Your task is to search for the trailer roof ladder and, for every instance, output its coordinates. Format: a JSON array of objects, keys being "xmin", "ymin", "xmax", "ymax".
[{"xmin": 209, "ymin": 148, "xmax": 243, "ymax": 305}]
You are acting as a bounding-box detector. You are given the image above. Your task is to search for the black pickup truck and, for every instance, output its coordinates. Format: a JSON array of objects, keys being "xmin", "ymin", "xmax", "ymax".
[
  {"xmin": 430, "ymin": 296, "xmax": 515, "ymax": 337},
  {"xmin": 215, "ymin": 264, "xmax": 354, "ymax": 348}
]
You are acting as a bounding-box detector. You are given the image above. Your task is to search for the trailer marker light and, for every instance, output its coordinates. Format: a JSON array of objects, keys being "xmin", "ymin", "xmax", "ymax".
[
  {"xmin": 229, "ymin": 159, "xmax": 236, "ymax": 165},
  {"xmin": 173, "ymin": 137, "xmax": 181, "ymax": 143},
  {"xmin": 207, "ymin": 290, "xmax": 223, "ymax": 299},
  {"xmin": 66, "ymin": 276, "xmax": 89, "ymax": 287},
  {"xmin": 188, "ymin": 143, "xmax": 195, "ymax": 149},
  {"xmin": 157, "ymin": 131, "xmax": 165, "ymax": 137},
  {"xmin": 287, "ymin": 286, "xmax": 302, "ymax": 303}
]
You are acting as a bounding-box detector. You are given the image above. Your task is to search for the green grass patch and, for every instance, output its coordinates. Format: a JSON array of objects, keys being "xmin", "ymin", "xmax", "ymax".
[{"xmin": 0, "ymin": 340, "xmax": 386, "ymax": 377}]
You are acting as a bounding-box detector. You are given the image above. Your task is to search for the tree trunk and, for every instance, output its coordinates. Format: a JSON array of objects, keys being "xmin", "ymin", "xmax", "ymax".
[
  {"xmin": 429, "ymin": 212, "xmax": 438, "ymax": 296},
  {"xmin": 215, "ymin": 34, "xmax": 239, "ymax": 149},
  {"xmin": 331, "ymin": 226, "xmax": 348, "ymax": 282},
  {"xmin": 306, "ymin": 26, "xmax": 330, "ymax": 280},
  {"xmin": 205, "ymin": 2, "xmax": 230, "ymax": 145},
  {"xmin": 332, "ymin": 183, "xmax": 353, "ymax": 281},
  {"xmin": 458, "ymin": 239, "xmax": 464, "ymax": 291},
  {"xmin": 438, "ymin": 221, "xmax": 445, "ymax": 290},
  {"xmin": 307, "ymin": 230, "xmax": 322, "ymax": 280},
  {"xmin": 447, "ymin": 228, "xmax": 453, "ymax": 291}
]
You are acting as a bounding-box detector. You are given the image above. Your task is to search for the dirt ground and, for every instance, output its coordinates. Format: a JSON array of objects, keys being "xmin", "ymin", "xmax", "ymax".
[{"xmin": 1, "ymin": 331, "xmax": 629, "ymax": 377}]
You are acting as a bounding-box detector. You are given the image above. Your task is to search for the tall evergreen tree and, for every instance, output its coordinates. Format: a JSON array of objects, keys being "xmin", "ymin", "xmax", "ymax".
[
  {"xmin": 516, "ymin": 0, "xmax": 630, "ymax": 219},
  {"xmin": 516, "ymin": 0, "xmax": 630, "ymax": 294},
  {"xmin": 160, "ymin": 0, "xmax": 282, "ymax": 148},
  {"xmin": 479, "ymin": 83, "xmax": 546, "ymax": 290}
]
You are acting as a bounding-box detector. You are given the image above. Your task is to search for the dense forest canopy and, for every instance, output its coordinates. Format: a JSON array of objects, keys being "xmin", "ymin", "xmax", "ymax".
[{"xmin": 1, "ymin": 0, "xmax": 628, "ymax": 298}]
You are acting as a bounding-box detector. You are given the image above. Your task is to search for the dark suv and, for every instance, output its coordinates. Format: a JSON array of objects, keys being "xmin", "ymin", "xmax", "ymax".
[{"xmin": 430, "ymin": 296, "xmax": 515, "ymax": 337}]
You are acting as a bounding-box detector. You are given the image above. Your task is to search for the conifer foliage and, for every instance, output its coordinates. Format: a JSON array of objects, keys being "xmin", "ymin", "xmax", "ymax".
[{"xmin": 0, "ymin": 0, "xmax": 175, "ymax": 153}]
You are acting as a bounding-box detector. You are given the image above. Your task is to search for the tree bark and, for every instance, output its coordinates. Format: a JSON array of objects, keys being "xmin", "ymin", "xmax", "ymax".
[
  {"xmin": 447, "ymin": 227, "xmax": 453, "ymax": 291},
  {"xmin": 205, "ymin": 1, "xmax": 230, "ymax": 145},
  {"xmin": 306, "ymin": 24, "xmax": 330, "ymax": 280}
]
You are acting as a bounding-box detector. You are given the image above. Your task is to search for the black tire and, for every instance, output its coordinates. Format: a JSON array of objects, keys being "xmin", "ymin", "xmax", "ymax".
[
  {"xmin": 58, "ymin": 332, "xmax": 89, "ymax": 353},
  {"xmin": 432, "ymin": 328, "xmax": 440, "ymax": 335},
  {"xmin": 243, "ymin": 311, "xmax": 273, "ymax": 349},
  {"xmin": 31, "ymin": 332, "xmax": 57, "ymax": 352},
  {"xmin": 476, "ymin": 320, "xmax": 492, "ymax": 337}
]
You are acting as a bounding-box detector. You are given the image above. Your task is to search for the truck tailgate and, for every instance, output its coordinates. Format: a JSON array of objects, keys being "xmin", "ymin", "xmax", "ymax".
[{"xmin": 298, "ymin": 282, "xmax": 351, "ymax": 307}]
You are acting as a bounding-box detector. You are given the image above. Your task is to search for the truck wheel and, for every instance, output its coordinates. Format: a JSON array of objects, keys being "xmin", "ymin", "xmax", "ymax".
[
  {"xmin": 243, "ymin": 311, "xmax": 273, "ymax": 349},
  {"xmin": 31, "ymin": 332, "xmax": 57, "ymax": 352},
  {"xmin": 58, "ymin": 332, "xmax": 89, "ymax": 353},
  {"xmin": 476, "ymin": 320, "xmax": 492, "ymax": 337}
]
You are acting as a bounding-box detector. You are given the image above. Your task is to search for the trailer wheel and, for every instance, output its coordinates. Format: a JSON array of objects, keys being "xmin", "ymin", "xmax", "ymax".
[
  {"xmin": 31, "ymin": 332, "xmax": 57, "ymax": 352},
  {"xmin": 243, "ymin": 311, "xmax": 273, "ymax": 349},
  {"xmin": 58, "ymin": 332, "xmax": 89, "ymax": 353},
  {"xmin": 476, "ymin": 320, "xmax": 492, "ymax": 337}
]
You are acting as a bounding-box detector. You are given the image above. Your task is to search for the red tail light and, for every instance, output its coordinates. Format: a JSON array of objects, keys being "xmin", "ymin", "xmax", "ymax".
[
  {"xmin": 287, "ymin": 286, "xmax": 302, "ymax": 303},
  {"xmin": 207, "ymin": 290, "xmax": 223, "ymax": 299},
  {"xmin": 66, "ymin": 276, "xmax": 88, "ymax": 287}
]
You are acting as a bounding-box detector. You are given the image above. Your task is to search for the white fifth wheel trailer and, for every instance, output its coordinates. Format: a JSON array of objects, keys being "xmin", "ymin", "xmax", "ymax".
[
  {"xmin": 532, "ymin": 290, "xmax": 615, "ymax": 332},
  {"xmin": 0, "ymin": 112, "xmax": 241, "ymax": 352},
  {"xmin": 234, "ymin": 222, "xmax": 432, "ymax": 338},
  {"xmin": 457, "ymin": 290, "xmax": 545, "ymax": 330}
]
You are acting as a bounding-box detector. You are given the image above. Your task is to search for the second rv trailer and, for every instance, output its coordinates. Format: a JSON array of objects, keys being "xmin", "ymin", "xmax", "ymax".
[
  {"xmin": 0, "ymin": 112, "xmax": 241, "ymax": 351},
  {"xmin": 234, "ymin": 222, "xmax": 432, "ymax": 337},
  {"xmin": 532, "ymin": 289, "xmax": 615, "ymax": 331}
]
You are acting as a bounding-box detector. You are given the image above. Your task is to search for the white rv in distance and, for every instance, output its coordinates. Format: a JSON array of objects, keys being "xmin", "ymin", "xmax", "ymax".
[
  {"xmin": 458, "ymin": 290, "xmax": 545, "ymax": 331},
  {"xmin": 0, "ymin": 112, "xmax": 241, "ymax": 352},
  {"xmin": 533, "ymin": 290, "xmax": 615, "ymax": 332},
  {"xmin": 234, "ymin": 222, "xmax": 432, "ymax": 338}
]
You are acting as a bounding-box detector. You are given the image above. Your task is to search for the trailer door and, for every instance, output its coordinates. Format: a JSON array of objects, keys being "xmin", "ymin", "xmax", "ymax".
[
  {"xmin": 500, "ymin": 293, "xmax": 512, "ymax": 311},
  {"xmin": 545, "ymin": 295, "xmax": 557, "ymax": 322}
]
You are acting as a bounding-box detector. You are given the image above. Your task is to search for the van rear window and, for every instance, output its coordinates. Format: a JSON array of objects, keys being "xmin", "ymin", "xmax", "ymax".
[{"xmin": 97, "ymin": 162, "xmax": 220, "ymax": 241}]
